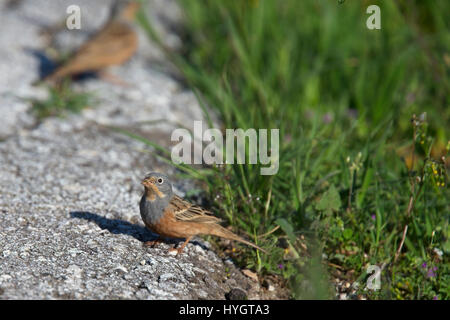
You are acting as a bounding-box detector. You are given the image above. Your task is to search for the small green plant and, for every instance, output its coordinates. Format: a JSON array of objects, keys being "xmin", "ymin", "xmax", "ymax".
[
  {"xmin": 393, "ymin": 113, "xmax": 448, "ymax": 265},
  {"xmin": 31, "ymin": 81, "xmax": 92, "ymax": 119}
]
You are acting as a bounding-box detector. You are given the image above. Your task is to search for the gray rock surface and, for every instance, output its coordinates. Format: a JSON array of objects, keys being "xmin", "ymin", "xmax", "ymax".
[{"xmin": 0, "ymin": 0, "xmax": 266, "ymax": 299}]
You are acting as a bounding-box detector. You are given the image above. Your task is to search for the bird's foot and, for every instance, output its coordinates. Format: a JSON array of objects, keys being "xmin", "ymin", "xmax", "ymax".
[
  {"xmin": 168, "ymin": 236, "xmax": 192, "ymax": 255},
  {"xmin": 143, "ymin": 239, "xmax": 163, "ymax": 248},
  {"xmin": 168, "ymin": 247, "xmax": 184, "ymax": 255},
  {"xmin": 98, "ymin": 70, "xmax": 131, "ymax": 87}
]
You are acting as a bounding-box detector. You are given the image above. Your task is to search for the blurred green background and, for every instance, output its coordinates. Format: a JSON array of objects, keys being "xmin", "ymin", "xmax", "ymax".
[{"xmin": 139, "ymin": 0, "xmax": 449, "ymax": 299}]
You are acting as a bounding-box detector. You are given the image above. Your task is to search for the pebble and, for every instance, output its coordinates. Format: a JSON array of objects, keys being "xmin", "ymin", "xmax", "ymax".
[
  {"xmin": 2, "ymin": 250, "xmax": 11, "ymax": 258},
  {"xmin": 226, "ymin": 288, "xmax": 248, "ymax": 300},
  {"xmin": 158, "ymin": 273, "xmax": 177, "ymax": 282},
  {"xmin": 0, "ymin": 275, "xmax": 12, "ymax": 282},
  {"xmin": 114, "ymin": 265, "xmax": 128, "ymax": 274}
]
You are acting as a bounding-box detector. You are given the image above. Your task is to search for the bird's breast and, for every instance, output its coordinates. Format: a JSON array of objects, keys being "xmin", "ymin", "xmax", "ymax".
[{"xmin": 139, "ymin": 194, "xmax": 166, "ymax": 226}]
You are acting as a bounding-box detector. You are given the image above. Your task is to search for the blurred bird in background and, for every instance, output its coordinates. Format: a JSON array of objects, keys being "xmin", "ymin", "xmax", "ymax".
[{"xmin": 38, "ymin": 0, "xmax": 140, "ymax": 84}]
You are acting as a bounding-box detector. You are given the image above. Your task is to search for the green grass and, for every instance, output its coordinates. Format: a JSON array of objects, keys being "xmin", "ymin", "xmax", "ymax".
[
  {"xmin": 31, "ymin": 81, "xmax": 93, "ymax": 119},
  {"xmin": 136, "ymin": 0, "xmax": 449, "ymax": 299}
]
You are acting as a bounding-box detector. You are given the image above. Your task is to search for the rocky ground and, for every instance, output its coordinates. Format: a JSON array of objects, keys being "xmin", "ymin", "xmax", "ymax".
[{"xmin": 0, "ymin": 0, "xmax": 286, "ymax": 299}]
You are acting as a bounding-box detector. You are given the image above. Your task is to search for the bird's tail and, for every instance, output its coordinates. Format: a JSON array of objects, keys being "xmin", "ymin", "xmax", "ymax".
[{"xmin": 207, "ymin": 224, "xmax": 267, "ymax": 254}]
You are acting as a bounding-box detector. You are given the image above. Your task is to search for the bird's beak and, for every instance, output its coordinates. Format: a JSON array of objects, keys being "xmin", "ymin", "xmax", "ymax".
[
  {"xmin": 141, "ymin": 179, "xmax": 152, "ymax": 187},
  {"xmin": 142, "ymin": 178, "xmax": 166, "ymax": 199},
  {"xmin": 121, "ymin": 1, "xmax": 140, "ymax": 21}
]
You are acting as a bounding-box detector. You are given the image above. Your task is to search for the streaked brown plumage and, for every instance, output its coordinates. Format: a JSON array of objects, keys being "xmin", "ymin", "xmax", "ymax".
[
  {"xmin": 42, "ymin": 1, "xmax": 139, "ymax": 83},
  {"xmin": 139, "ymin": 172, "xmax": 267, "ymax": 255}
]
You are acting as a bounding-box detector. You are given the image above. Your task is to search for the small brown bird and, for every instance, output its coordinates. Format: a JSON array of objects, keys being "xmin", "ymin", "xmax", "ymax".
[
  {"xmin": 41, "ymin": 0, "xmax": 139, "ymax": 83},
  {"xmin": 139, "ymin": 172, "xmax": 267, "ymax": 255}
]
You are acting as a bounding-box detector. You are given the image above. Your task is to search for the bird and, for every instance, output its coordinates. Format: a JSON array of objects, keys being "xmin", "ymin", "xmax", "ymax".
[
  {"xmin": 39, "ymin": 0, "xmax": 140, "ymax": 83},
  {"xmin": 139, "ymin": 172, "xmax": 267, "ymax": 255}
]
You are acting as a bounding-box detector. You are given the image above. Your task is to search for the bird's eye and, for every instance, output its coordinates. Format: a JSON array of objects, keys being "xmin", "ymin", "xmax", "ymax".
[{"xmin": 157, "ymin": 178, "xmax": 163, "ymax": 184}]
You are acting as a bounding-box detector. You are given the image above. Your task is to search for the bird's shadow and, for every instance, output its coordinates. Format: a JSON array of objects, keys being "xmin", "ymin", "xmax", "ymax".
[
  {"xmin": 24, "ymin": 48, "xmax": 57, "ymax": 80},
  {"xmin": 24, "ymin": 48, "xmax": 99, "ymax": 82},
  {"xmin": 69, "ymin": 211, "xmax": 209, "ymax": 251}
]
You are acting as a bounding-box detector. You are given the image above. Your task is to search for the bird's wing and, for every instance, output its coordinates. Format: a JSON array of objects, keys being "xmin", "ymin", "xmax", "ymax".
[
  {"xmin": 69, "ymin": 21, "xmax": 137, "ymax": 68},
  {"xmin": 169, "ymin": 195, "xmax": 222, "ymax": 224},
  {"xmin": 46, "ymin": 21, "xmax": 137, "ymax": 80}
]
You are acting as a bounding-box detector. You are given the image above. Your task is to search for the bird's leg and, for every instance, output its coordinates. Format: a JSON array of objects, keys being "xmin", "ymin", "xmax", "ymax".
[
  {"xmin": 97, "ymin": 70, "xmax": 131, "ymax": 87},
  {"xmin": 143, "ymin": 237, "xmax": 163, "ymax": 248},
  {"xmin": 168, "ymin": 236, "xmax": 193, "ymax": 255}
]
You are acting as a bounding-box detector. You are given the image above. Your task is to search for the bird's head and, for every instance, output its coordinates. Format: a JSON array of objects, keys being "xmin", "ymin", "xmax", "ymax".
[
  {"xmin": 141, "ymin": 172, "xmax": 172, "ymax": 201},
  {"xmin": 111, "ymin": 0, "xmax": 140, "ymax": 21}
]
